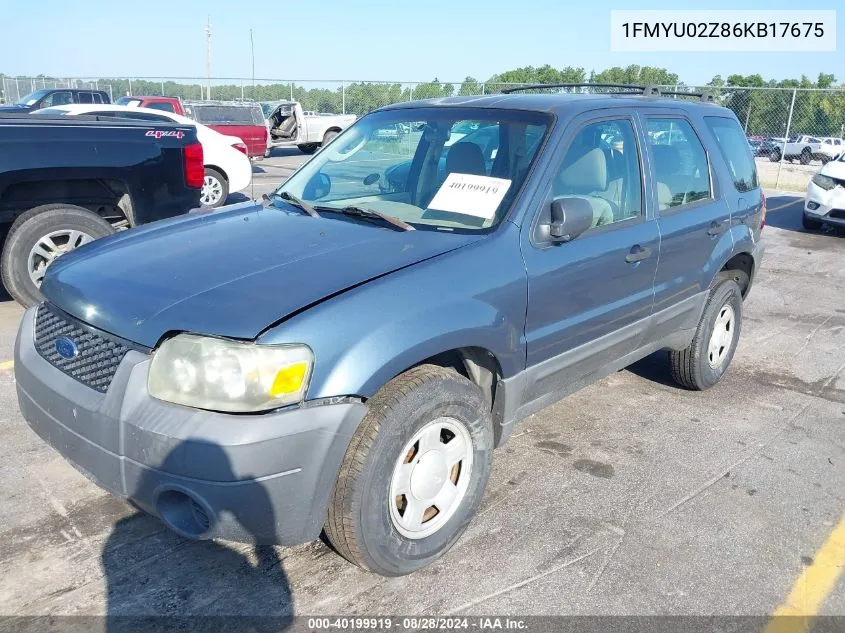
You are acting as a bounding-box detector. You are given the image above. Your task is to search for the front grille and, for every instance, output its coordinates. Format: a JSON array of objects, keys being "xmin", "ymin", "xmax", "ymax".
[{"xmin": 34, "ymin": 304, "xmax": 132, "ymax": 393}]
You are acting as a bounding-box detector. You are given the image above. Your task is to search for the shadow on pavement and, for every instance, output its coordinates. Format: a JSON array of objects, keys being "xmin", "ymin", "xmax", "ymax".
[{"xmin": 102, "ymin": 440, "xmax": 294, "ymax": 632}]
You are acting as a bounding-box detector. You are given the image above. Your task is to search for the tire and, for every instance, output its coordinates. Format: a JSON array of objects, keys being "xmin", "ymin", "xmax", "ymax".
[
  {"xmin": 1, "ymin": 204, "xmax": 114, "ymax": 307},
  {"xmin": 669, "ymin": 279, "xmax": 743, "ymax": 391},
  {"xmin": 298, "ymin": 144, "xmax": 318, "ymax": 154},
  {"xmin": 264, "ymin": 148, "xmax": 272, "ymax": 159},
  {"xmin": 799, "ymin": 148, "xmax": 811, "ymax": 165},
  {"xmin": 322, "ymin": 130, "xmax": 339, "ymax": 147},
  {"xmin": 325, "ymin": 364, "xmax": 493, "ymax": 576},
  {"xmin": 820, "ymin": 155, "xmax": 830, "ymax": 165},
  {"xmin": 769, "ymin": 149, "xmax": 781, "ymax": 162},
  {"xmin": 200, "ymin": 168, "xmax": 229, "ymax": 208},
  {"xmin": 802, "ymin": 213, "xmax": 823, "ymax": 230}
]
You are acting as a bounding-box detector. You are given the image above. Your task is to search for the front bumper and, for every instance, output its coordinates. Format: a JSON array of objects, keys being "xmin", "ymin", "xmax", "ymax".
[
  {"xmin": 15, "ymin": 307, "xmax": 367, "ymax": 545},
  {"xmin": 805, "ymin": 181, "xmax": 845, "ymax": 228}
]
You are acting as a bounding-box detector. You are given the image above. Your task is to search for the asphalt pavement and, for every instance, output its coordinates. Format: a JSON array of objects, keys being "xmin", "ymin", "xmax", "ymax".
[{"xmin": 0, "ymin": 187, "xmax": 842, "ymax": 620}]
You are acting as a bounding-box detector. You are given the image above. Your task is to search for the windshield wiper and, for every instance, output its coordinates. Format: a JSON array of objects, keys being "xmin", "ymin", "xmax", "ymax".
[
  {"xmin": 332, "ymin": 206, "xmax": 415, "ymax": 232},
  {"xmin": 271, "ymin": 191, "xmax": 320, "ymax": 218}
]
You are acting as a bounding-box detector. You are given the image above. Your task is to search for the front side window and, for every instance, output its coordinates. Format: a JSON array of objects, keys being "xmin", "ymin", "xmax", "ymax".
[
  {"xmin": 276, "ymin": 108, "xmax": 551, "ymax": 232},
  {"xmin": 552, "ymin": 119, "xmax": 642, "ymax": 227},
  {"xmin": 646, "ymin": 118, "xmax": 711, "ymax": 211},
  {"xmin": 705, "ymin": 116, "xmax": 759, "ymax": 193},
  {"xmin": 40, "ymin": 91, "xmax": 73, "ymax": 107}
]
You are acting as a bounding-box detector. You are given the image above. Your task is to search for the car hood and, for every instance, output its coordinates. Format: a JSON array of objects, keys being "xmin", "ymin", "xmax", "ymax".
[
  {"xmin": 820, "ymin": 160, "xmax": 845, "ymax": 179},
  {"xmin": 42, "ymin": 201, "xmax": 482, "ymax": 348}
]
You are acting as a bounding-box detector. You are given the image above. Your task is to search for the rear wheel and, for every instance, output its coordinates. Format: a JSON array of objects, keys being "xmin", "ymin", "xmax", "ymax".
[
  {"xmin": 325, "ymin": 365, "xmax": 493, "ymax": 576},
  {"xmin": 800, "ymin": 148, "xmax": 812, "ymax": 165},
  {"xmin": 200, "ymin": 168, "xmax": 229, "ymax": 208},
  {"xmin": 669, "ymin": 279, "xmax": 743, "ymax": 391},
  {"xmin": 802, "ymin": 213, "xmax": 823, "ymax": 230},
  {"xmin": 1, "ymin": 204, "xmax": 114, "ymax": 307}
]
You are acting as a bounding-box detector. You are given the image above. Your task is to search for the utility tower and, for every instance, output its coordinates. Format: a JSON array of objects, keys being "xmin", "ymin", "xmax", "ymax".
[{"xmin": 205, "ymin": 16, "xmax": 212, "ymax": 100}]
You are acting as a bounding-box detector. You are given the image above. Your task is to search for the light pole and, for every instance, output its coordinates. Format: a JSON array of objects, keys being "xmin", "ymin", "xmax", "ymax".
[{"xmin": 250, "ymin": 29, "xmax": 255, "ymax": 99}]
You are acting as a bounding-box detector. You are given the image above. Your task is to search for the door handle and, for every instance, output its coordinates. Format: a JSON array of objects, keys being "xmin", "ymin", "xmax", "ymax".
[
  {"xmin": 625, "ymin": 245, "xmax": 652, "ymax": 263},
  {"xmin": 707, "ymin": 220, "xmax": 727, "ymax": 237}
]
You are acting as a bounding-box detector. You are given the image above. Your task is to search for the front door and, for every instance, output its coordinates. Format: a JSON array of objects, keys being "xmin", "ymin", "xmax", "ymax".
[{"xmin": 520, "ymin": 114, "xmax": 659, "ymax": 406}]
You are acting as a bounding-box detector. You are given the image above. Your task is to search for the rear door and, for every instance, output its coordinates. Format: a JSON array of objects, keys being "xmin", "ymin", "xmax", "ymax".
[
  {"xmin": 642, "ymin": 112, "xmax": 731, "ymax": 325},
  {"xmin": 520, "ymin": 112, "xmax": 659, "ymax": 405}
]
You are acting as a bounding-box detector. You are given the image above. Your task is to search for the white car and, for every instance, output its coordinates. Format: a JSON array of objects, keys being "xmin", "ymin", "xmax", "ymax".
[
  {"xmin": 37, "ymin": 104, "xmax": 253, "ymax": 208},
  {"xmin": 264, "ymin": 100, "xmax": 356, "ymax": 155},
  {"xmin": 803, "ymin": 156, "xmax": 845, "ymax": 230},
  {"xmin": 818, "ymin": 137, "xmax": 844, "ymax": 164}
]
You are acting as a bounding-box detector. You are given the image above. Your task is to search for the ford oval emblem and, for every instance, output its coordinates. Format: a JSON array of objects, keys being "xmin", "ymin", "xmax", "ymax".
[{"xmin": 54, "ymin": 336, "xmax": 79, "ymax": 360}]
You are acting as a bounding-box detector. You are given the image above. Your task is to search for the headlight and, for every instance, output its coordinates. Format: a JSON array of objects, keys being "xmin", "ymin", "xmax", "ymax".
[
  {"xmin": 812, "ymin": 173, "xmax": 836, "ymax": 191},
  {"xmin": 148, "ymin": 334, "xmax": 313, "ymax": 413}
]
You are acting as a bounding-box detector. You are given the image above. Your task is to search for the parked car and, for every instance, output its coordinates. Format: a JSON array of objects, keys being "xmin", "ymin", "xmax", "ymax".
[
  {"xmin": 817, "ymin": 137, "xmax": 844, "ymax": 164},
  {"xmin": 14, "ymin": 90, "xmax": 764, "ymax": 576},
  {"xmin": 184, "ymin": 101, "xmax": 268, "ymax": 159},
  {"xmin": 372, "ymin": 123, "xmax": 405, "ymax": 142},
  {"xmin": 114, "ymin": 97, "xmax": 269, "ymax": 159},
  {"xmin": 116, "ymin": 95, "xmax": 183, "ymax": 114},
  {"xmin": 755, "ymin": 137, "xmax": 784, "ymax": 159},
  {"xmin": 767, "ymin": 135, "xmax": 824, "ymax": 164},
  {"xmin": 39, "ymin": 104, "xmax": 253, "ymax": 208},
  {"xmin": 265, "ymin": 100, "xmax": 356, "ymax": 155},
  {"xmin": 0, "ymin": 88, "xmax": 111, "ymax": 112},
  {"xmin": 0, "ymin": 113, "xmax": 202, "ymax": 305},
  {"xmin": 804, "ymin": 154, "xmax": 845, "ymax": 230}
]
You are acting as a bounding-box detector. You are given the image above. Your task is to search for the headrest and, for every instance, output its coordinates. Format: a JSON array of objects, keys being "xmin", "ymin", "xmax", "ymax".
[{"xmin": 559, "ymin": 147, "xmax": 607, "ymax": 192}]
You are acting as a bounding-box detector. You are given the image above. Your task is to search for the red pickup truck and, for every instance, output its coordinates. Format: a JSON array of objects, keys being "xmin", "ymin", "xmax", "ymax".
[{"xmin": 115, "ymin": 96, "xmax": 268, "ymax": 158}]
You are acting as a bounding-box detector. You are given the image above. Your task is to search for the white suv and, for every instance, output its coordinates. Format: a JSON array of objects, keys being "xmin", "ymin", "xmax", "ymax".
[{"xmin": 818, "ymin": 137, "xmax": 844, "ymax": 164}]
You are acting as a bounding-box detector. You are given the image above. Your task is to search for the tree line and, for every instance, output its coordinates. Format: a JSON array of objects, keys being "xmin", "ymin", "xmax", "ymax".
[{"xmin": 4, "ymin": 65, "xmax": 844, "ymax": 137}]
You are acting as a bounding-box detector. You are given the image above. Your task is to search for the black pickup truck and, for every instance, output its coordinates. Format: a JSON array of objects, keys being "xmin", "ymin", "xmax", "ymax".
[{"xmin": 0, "ymin": 115, "xmax": 203, "ymax": 305}]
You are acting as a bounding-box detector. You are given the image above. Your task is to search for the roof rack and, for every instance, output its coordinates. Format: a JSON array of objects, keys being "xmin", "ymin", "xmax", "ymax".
[
  {"xmin": 499, "ymin": 83, "xmax": 717, "ymax": 103},
  {"xmin": 500, "ymin": 83, "xmax": 662, "ymax": 96},
  {"xmin": 662, "ymin": 90, "xmax": 716, "ymax": 103}
]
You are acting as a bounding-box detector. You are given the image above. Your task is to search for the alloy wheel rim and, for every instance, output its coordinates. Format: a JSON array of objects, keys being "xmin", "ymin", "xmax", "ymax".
[
  {"xmin": 28, "ymin": 229, "xmax": 94, "ymax": 287},
  {"xmin": 389, "ymin": 417, "xmax": 473, "ymax": 540},
  {"xmin": 201, "ymin": 176, "xmax": 223, "ymax": 206},
  {"xmin": 707, "ymin": 304, "xmax": 735, "ymax": 369}
]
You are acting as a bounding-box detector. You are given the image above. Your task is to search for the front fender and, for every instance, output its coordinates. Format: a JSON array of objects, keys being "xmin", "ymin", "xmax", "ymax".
[{"xmin": 258, "ymin": 228, "xmax": 527, "ymax": 400}]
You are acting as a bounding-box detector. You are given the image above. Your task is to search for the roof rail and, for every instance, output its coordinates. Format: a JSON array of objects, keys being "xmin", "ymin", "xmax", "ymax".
[
  {"xmin": 661, "ymin": 90, "xmax": 716, "ymax": 103},
  {"xmin": 500, "ymin": 83, "xmax": 662, "ymax": 95}
]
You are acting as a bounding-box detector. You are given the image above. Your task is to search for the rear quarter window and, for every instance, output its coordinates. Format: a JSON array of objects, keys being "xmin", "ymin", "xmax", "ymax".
[{"xmin": 705, "ymin": 117, "xmax": 759, "ymax": 193}]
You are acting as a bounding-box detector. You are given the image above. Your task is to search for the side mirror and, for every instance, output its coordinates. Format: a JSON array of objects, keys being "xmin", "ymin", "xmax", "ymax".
[{"xmin": 548, "ymin": 197, "xmax": 594, "ymax": 243}]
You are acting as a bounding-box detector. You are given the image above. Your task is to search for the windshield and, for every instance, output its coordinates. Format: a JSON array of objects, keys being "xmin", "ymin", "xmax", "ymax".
[
  {"xmin": 276, "ymin": 107, "xmax": 551, "ymax": 232},
  {"xmin": 15, "ymin": 89, "xmax": 49, "ymax": 106}
]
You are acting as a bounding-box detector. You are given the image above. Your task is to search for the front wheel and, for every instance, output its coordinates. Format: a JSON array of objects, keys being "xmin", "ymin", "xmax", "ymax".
[
  {"xmin": 325, "ymin": 365, "xmax": 493, "ymax": 576},
  {"xmin": 200, "ymin": 168, "xmax": 229, "ymax": 208},
  {"xmin": 669, "ymin": 279, "xmax": 743, "ymax": 390},
  {"xmin": 769, "ymin": 149, "xmax": 781, "ymax": 162},
  {"xmin": 1, "ymin": 204, "xmax": 114, "ymax": 307},
  {"xmin": 298, "ymin": 144, "xmax": 318, "ymax": 154}
]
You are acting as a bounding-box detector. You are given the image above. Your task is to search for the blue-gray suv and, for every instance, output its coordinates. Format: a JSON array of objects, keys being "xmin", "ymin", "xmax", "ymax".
[{"xmin": 15, "ymin": 88, "xmax": 765, "ymax": 576}]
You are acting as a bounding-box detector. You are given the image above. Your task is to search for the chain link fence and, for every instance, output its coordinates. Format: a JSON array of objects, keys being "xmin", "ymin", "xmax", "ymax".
[{"xmin": 3, "ymin": 76, "xmax": 844, "ymax": 190}]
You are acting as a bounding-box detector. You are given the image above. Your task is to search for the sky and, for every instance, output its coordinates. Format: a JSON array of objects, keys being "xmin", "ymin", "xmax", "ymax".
[{"xmin": 0, "ymin": 0, "xmax": 841, "ymax": 86}]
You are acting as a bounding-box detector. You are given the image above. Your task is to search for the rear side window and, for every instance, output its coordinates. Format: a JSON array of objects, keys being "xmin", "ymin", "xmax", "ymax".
[
  {"xmin": 646, "ymin": 118, "xmax": 711, "ymax": 211},
  {"xmin": 147, "ymin": 102, "xmax": 176, "ymax": 113},
  {"xmin": 192, "ymin": 105, "xmax": 263, "ymax": 125},
  {"xmin": 705, "ymin": 117, "xmax": 759, "ymax": 193}
]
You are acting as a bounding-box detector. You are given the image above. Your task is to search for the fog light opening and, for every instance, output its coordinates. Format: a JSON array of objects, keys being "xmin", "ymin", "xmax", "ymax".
[
  {"xmin": 807, "ymin": 201, "xmax": 820, "ymax": 211},
  {"xmin": 155, "ymin": 488, "xmax": 215, "ymax": 539}
]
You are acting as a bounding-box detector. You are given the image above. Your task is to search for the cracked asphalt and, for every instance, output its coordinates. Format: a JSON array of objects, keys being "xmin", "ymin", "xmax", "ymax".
[{"xmin": 0, "ymin": 187, "xmax": 842, "ymax": 618}]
